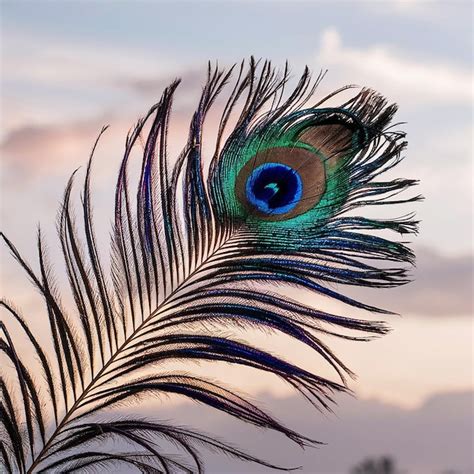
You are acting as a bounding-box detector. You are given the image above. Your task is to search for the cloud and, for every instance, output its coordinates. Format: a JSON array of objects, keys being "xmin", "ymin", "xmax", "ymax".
[
  {"xmin": 2, "ymin": 120, "xmax": 105, "ymax": 163},
  {"xmin": 0, "ymin": 99, "xmax": 221, "ymax": 181},
  {"xmin": 0, "ymin": 73, "xmax": 196, "ymax": 180},
  {"xmin": 2, "ymin": 29, "xmax": 180, "ymax": 88},
  {"xmin": 0, "ymin": 29, "xmax": 193, "ymax": 139},
  {"xmin": 124, "ymin": 390, "xmax": 473, "ymax": 473},
  {"xmin": 345, "ymin": 246, "xmax": 473, "ymax": 317},
  {"xmin": 316, "ymin": 28, "xmax": 473, "ymax": 105},
  {"xmin": 118, "ymin": 68, "xmax": 204, "ymax": 97},
  {"xmin": 0, "ymin": 116, "xmax": 129, "ymax": 181}
]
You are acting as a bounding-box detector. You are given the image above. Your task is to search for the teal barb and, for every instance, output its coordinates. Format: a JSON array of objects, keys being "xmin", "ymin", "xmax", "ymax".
[{"xmin": 1, "ymin": 60, "xmax": 420, "ymax": 474}]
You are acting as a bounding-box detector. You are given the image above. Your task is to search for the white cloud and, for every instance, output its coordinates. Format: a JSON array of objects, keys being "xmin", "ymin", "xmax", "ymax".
[{"xmin": 316, "ymin": 27, "xmax": 473, "ymax": 105}]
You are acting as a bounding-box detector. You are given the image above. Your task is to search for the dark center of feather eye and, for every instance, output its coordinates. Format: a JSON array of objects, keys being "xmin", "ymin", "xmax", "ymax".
[{"xmin": 245, "ymin": 163, "xmax": 302, "ymax": 215}]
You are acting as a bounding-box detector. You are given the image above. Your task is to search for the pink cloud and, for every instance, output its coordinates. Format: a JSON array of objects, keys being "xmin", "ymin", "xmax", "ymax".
[
  {"xmin": 1, "ymin": 101, "xmax": 224, "ymax": 180},
  {"xmin": 1, "ymin": 117, "xmax": 128, "ymax": 175}
]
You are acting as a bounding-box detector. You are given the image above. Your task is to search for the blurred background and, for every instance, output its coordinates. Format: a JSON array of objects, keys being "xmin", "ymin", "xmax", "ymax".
[{"xmin": 1, "ymin": 1, "xmax": 472, "ymax": 473}]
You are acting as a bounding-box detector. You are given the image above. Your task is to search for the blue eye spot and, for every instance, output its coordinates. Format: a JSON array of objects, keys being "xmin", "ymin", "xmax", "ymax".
[{"xmin": 245, "ymin": 163, "xmax": 303, "ymax": 215}]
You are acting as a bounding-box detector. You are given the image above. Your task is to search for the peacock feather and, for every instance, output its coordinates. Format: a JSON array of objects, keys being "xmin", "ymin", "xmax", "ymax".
[{"xmin": 0, "ymin": 60, "xmax": 420, "ymax": 473}]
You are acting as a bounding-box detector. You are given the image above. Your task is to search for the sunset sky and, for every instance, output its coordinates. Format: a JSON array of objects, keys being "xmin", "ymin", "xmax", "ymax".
[{"xmin": 1, "ymin": 1, "xmax": 472, "ymax": 472}]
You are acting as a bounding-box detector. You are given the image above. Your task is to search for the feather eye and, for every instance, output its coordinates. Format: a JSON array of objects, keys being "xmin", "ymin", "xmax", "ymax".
[{"xmin": 210, "ymin": 100, "xmax": 396, "ymax": 253}]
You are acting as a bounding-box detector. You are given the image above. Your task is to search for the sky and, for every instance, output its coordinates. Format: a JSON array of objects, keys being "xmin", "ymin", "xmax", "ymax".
[{"xmin": 0, "ymin": 1, "xmax": 473, "ymax": 472}]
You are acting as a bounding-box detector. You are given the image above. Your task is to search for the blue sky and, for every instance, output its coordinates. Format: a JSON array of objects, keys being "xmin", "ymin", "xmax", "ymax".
[
  {"xmin": 2, "ymin": 1, "xmax": 471, "ymax": 61},
  {"xmin": 0, "ymin": 1, "xmax": 472, "ymax": 471}
]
